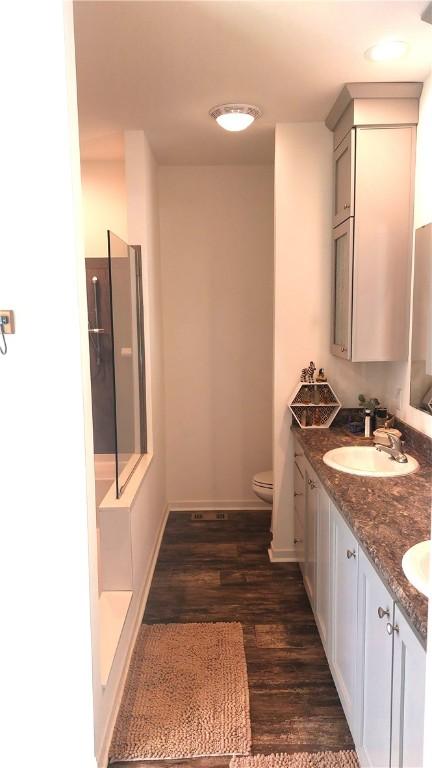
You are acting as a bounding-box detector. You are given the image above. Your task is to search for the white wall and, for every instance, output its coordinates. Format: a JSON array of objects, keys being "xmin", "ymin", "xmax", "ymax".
[
  {"xmin": 272, "ymin": 123, "xmax": 400, "ymax": 558},
  {"xmin": 1, "ymin": 2, "xmax": 96, "ymax": 766},
  {"xmin": 91, "ymin": 131, "xmax": 167, "ymax": 766},
  {"xmin": 81, "ymin": 156, "xmax": 128, "ymax": 258},
  {"xmin": 158, "ymin": 165, "xmax": 273, "ymax": 507}
]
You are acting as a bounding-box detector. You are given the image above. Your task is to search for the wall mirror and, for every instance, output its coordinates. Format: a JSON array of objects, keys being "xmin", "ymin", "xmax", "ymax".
[{"xmin": 410, "ymin": 223, "xmax": 432, "ymax": 415}]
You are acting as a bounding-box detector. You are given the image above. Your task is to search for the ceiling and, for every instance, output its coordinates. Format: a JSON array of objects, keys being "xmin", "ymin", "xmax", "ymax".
[{"xmin": 74, "ymin": 1, "xmax": 432, "ymax": 165}]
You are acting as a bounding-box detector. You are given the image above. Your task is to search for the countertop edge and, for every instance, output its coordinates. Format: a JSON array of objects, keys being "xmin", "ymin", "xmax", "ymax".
[{"xmin": 293, "ymin": 427, "xmax": 429, "ymax": 648}]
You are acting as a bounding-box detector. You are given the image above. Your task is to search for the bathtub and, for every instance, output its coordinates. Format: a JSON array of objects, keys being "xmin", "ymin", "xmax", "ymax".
[
  {"xmin": 94, "ymin": 453, "xmax": 116, "ymax": 506},
  {"xmin": 94, "ymin": 452, "xmax": 138, "ymax": 506}
]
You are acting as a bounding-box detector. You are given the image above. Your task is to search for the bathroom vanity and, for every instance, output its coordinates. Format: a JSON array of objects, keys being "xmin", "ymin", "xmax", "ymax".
[{"xmin": 292, "ymin": 425, "xmax": 431, "ymax": 768}]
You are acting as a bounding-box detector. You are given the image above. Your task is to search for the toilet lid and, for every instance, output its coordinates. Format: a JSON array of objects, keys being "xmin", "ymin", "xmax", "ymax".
[{"xmin": 253, "ymin": 470, "xmax": 273, "ymax": 488}]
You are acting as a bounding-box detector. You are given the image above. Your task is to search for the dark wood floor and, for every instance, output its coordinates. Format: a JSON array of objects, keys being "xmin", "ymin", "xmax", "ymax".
[{"xmin": 112, "ymin": 510, "xmax": 353, "ymax": 767}]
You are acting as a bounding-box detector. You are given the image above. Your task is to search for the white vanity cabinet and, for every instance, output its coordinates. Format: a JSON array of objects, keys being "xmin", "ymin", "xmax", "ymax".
[
  {"xmin": 356, "ymin": 550, "xmax": 426, "ymax": 768},
  {"xmin": 293, "ymin": 449, "xmax": 426, "ymax": 767},
  {"xmin": 331, "ymin": 504, "xmax": 359, "ymax": 727}
]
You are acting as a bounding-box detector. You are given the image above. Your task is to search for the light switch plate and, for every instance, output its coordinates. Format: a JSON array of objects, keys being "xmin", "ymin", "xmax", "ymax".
[{"xmin": 0, "ymin": 310, "xmax": 15, "ymax": 334}]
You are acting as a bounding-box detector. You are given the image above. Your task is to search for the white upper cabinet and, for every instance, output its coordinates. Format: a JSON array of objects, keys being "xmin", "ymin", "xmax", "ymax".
[
  {"xmin": 352, "ymin": 126, "xmax": 415, "ymax": 362},
  {"xmin": 327, "ymin": 83, "xmax": 420, "ymax": 362}
]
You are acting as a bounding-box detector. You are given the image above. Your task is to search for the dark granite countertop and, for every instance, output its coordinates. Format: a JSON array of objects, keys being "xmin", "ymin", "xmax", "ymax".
[{"xmin": 293, "ymin": 425, "xmax": 432, "ymax": 645}]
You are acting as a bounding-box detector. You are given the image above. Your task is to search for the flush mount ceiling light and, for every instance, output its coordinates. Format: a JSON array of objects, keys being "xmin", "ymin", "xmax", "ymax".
[
  {"xmin": 209, "ymin": 103, "xmax": 262, "ymax": 132},
  {"xmin": 365, "ymin": 39, "xmax": 409, "ymax": 62}
]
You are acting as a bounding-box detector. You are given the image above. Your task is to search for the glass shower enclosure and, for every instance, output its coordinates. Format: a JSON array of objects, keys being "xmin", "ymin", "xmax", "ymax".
[{"xmin": 86, "ymin": 231, "xmax": 147, "ymax": 499}]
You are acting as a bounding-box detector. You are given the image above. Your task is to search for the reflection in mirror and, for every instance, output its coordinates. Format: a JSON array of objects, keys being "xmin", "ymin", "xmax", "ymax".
[{"xmin": 410, "ymin": 223, "xmax": 432, "ymax": 415}]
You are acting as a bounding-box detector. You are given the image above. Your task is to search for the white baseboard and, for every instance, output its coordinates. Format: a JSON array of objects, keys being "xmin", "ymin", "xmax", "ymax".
[
  {"xmin": 168, "ymin": 499, "xmax": 271, "ymax": 512},
  {"xmin": 268, "ymin": 543, "xmax": 298, "ymax": 562},
  {"xmin": 97, "ymin": 503, "xmax": 169, "ymax": 768}
]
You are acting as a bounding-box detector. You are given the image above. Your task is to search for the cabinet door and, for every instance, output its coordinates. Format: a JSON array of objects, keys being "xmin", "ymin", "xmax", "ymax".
[
  {"xmin": 352, "ymin": 126, "xmax": 415, "ymax": 362},
  {"xmin": 294, "ymin": 458, "xmax": 305, "ymax": 567},
  {"xmin": 391, "ymin": 606, "xmax": 426, "ymax": 768},
  {"xmin": 331, "ymin": 219, "xmax": 354, "ymax": 360},
  {"xmin": 356, "ymin": 549, "xmax": 393, "ymax": 768},
  {"xmin": 334, "ymin": 130, "xmax": 355, "ymax": 227},
  {"xmin": 294, "ymin": 440, "xmax": 305, "ymax": 569},
  {"xmin": 331, "ymin": 505, "xmax": 358, "ymax": 728},
  {"xmin": 315, "ymin": 484, "xmax": 331, "ymax": 651},
  {"xmin": 303, "ymin": 468, "xmax": 317, "ymax": 609}
]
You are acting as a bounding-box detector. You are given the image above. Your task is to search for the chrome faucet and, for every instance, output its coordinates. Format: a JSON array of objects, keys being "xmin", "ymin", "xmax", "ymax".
[{"xmin": 375, "ymin": 430, "xmax": 408, "ymax": 463}]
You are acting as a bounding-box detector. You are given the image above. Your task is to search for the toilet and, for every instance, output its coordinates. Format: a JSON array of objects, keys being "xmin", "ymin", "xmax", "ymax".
[{"xmin": 252, "ymin": 470, "xmax": 273, "ymax": 505}]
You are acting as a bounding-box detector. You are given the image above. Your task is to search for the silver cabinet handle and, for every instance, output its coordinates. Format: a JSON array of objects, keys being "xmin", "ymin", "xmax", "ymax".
[
  {"xmin": 343, "ymin": 203, "xmax": 350, "ymax": 209},
  {"xmin": 294, "ymin": 452, "xmax": 303, "ymax": 458},
  {"xmin": 346, "ymin": 549, "xmax": 356, "ymax": 559},
  {"xmin": 294, "ymin": 538, "xmax": 303, "ymax": 544},
  {"xmin": 378, "ymin": 607, "xmax": 390, "ymax": 619},
  {"xmin": 341, "ymin": 346, "xmax": 347, "ymax": 352},
  {"xmin": 294, "ymin": 492, "xmax": 303, "ymax": 497},
  {"xmin": 308, "ymin": 479, "xmax": 316, "ymax": 489},
  {"xmin": 386, "ymin": 622, "xmax": 399, "ymax": 636}
]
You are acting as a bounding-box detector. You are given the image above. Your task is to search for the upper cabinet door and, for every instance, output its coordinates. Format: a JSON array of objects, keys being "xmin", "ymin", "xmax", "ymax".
[
  {"xmin": 333, "ymin": 130, "xmax": 355, "ymax": 227},
  {"xmin": 331, "ymin": 219, "xmax": 354, "ymax": 359}
]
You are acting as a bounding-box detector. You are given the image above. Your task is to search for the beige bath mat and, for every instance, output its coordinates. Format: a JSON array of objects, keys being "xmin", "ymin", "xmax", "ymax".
[
  {"xmin": 230, "ymin": 752, "xmax": 359, "ymax": 768},
  {"xmin": 110, "ymin": 622, "xmax": 251, "ymax": 761}
]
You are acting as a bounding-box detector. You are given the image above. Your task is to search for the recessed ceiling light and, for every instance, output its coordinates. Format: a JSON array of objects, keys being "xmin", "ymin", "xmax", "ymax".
[
  {"xmin": 209, "ymin": 104, "xmax": 262, "ymax": 132},
  {"xmin": 365, "ymin": 39, "xmax": 409, "ymax": 62}
]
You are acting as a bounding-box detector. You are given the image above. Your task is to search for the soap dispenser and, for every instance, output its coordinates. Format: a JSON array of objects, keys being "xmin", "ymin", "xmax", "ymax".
[{"xmin": 364, "ymin": 409, "xmax": 372, "ymax": 438}]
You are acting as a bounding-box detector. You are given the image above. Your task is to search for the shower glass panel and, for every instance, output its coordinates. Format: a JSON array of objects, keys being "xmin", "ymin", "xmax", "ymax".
[
  {"xmin": 86, "ymin": 232, "xmax": 146, "ymax": 502},
  {"xmin": 108, "ymin": 231, "xmax": 147, "ymax": 497}
]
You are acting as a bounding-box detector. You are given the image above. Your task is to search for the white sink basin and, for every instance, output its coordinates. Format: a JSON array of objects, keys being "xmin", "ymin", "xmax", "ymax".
[
  {"xmin": 402, "ymin": 541, "xmax": 431, "ymax": 597},
  {"xmin": 323, "ymin": 446, "xmax": 419, "ymax": 477}
]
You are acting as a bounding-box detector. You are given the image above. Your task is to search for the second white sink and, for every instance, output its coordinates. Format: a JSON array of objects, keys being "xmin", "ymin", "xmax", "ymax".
[
  {"xmin": 323, "ymin": 446, "xmax": 419, "ymax": 477},
  {"xmin": 402, "ymin": 541, "xmax": 431, "ymax": 597}
]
